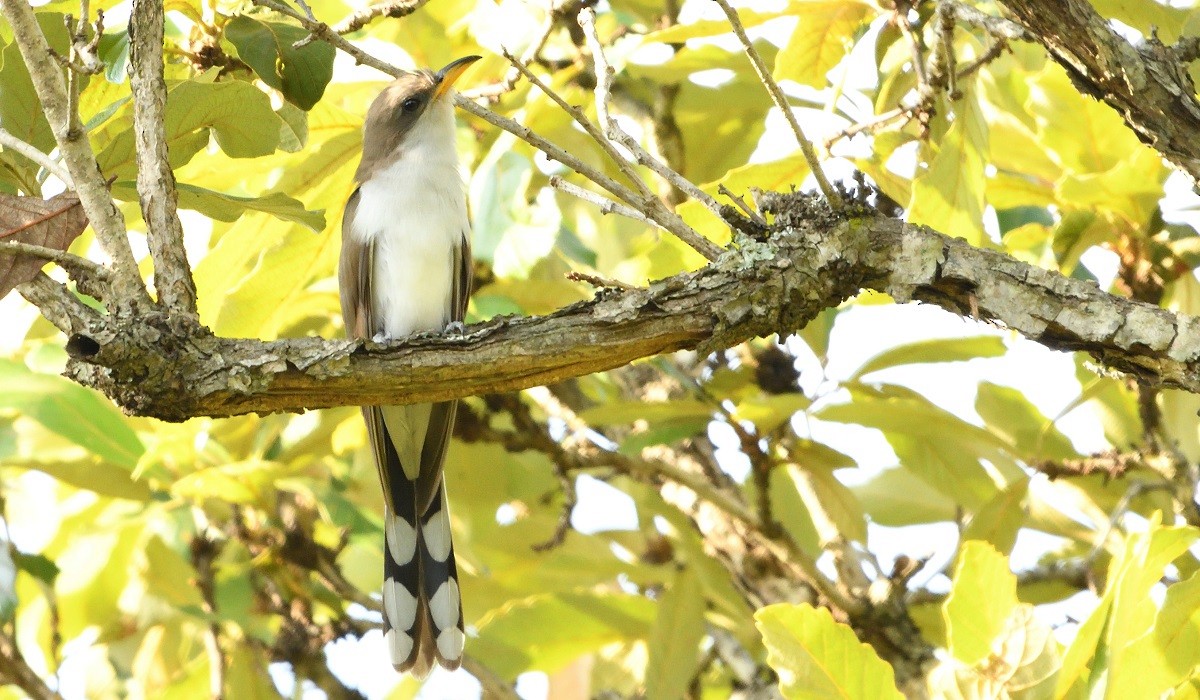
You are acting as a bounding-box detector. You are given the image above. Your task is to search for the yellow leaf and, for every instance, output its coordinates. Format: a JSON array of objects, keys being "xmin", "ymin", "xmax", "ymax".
[
  {"xmin": 774, "ymin": 2, "xmax": 874, "ymax": 88},
  {"xmin": 756, "ymin": 603, "xmax": 904, "ymax": 699}
]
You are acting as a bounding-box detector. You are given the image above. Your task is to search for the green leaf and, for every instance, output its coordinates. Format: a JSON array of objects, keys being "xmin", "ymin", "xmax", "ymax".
[
  {"xmin": 851, "ymin": 336, "xmax": 1006, "ymax": 380},
  {"xmin": 961, "ymin": 479, "xmax": 1028, "ymax": 555},
  {"xmin": 111, "ymin": 181, "xmax": 325, "ymax": 231},
  {"xmin": 6, "ymin": 456, "xmax": 152, "ymax": 501},
  {"xmin": 756, "ymin": 603, "xmax": 904, "ymax": 700},
  {"xmin": 944, "ymin": 541, "xmax": 1018, "ymax": 666},
  {"xmin": 776, "ymin": 462, "xmax": 866, "ymax": 544},
  {"xmin": 774, "ymin": 2, "xmax": 872, "ymax": 88},
  {"xmin": 975, "ymin": 382, "xmax": 1077, "ymax": 461},
  {"xmin": 645, "ymin": 567, "xmax": 707, "ymax": 699},
  {"xmin": 12, "ymin": 550, "xmax": 58, "ymax": 587},
  {"xmin": 471, "ymin": 591, "xmax": 656, "ymax": 680},
  {"xmin": 579, "ymin": 400, "xmax": 714, "ymax": 427},
  {"xmin": 851, "ymin": 467, "xmax": 957, "ymax": 526},
  {"xmin": 0, "ymin": 360, "xmax": 144, "ymax": 470},
  {"xmin": 908, "ymin": 92, "xmax": 988, "ymax": 245},
  {"xmin": 97, "ymin": 80, "xmax": 283, "ymax": 178},
  {"xmin": 96, "ymin": 29, "xmax": 130, "ymax": 83},
  {"xmin": 734, "ymin": 393, "xmax": 810, "ymax": 435},
  {"xmin": 1057, "ymin": 515, "xmax": 1199, "ymax": 696},
  {"xmin": 224, "ymin": 15, "xmax": 335, "ymax": 110},
  {"xmin": 818, "ymin": 385, "xmax": 1019, "ymax": 509},
  {"xmin": 643, "ymin": 8, "xmax": 781, "ymax": 43},
  {"xmin": 618, "ymin": 418, "xmax": 710, "ymax": 455},
  {"xmin": 1116, "ymin": 568, "xmax": 1200, "ymax": 698}
]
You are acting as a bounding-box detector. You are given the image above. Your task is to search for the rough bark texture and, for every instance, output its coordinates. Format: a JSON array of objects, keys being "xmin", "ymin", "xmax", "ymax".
[
  {"xmin": 63, "ymin": 194, "xmax": 1200, "ymax": 422},
  {"xmin": 998, "ymin": 0, "xmax": 1200, "ymax": 182},
  {"xmin": 128, "ymin": 0, "xmax": 198, "ymax": 312}
]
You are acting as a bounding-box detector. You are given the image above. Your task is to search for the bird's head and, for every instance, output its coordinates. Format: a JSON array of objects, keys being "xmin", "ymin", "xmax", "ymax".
[{"xmin": 357, "ymin": 56, "xmax": 481, "ymax": 181}]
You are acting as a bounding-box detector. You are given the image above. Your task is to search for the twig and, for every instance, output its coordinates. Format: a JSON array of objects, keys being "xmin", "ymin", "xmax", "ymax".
[
  {"xmin": 718, "ymin": 185, "xmax": 766, "ymax": 226},
  {"xmin": 293, "ymin": 0, "xmax": 430, "ymax": 48},
  {"xmin": 1086, "ymin": 482, "xmax": 1173, "ymax": 561},
  {"xmin": 578, "ymin": 10, "xmax": 726, "ymax": 221},
  {"xmin": 0, "ymin": 631, "xmax": 62, "ymax": 700},
  {"xmin": 464, "ymin": 15, "xmax": 557, "ymax": 100},
  {"xmin": 0, "ymin": 239, "xmax": 110, "ymax": 283},
  {"xmin": 0, "ymin": 0, "xmax": 148, "ymax": 308},
  {"xmin": 0, "ymin": 128, "xmax": 73, "ymax": 187},
  {"xmin": 461, "ymin": 656, "xmax": 521, "ymax": 700},
  {"xmin": 190, "ymin": 531, "xmax": 226, "ymax": 700},
  {"xmin": 129, "ymin": 0, "xmax": 198, "ymax": 312},
  {"xmin": 503, "ymin": 51, "xmax": 656, "ymax": 204},
  {"xmin": 894, "ymin": 1, "xmax": 929, "ymax": 89},
  {"xmin": 565, "ymin": 270, "xmax": 638, "ymax": 291},
  {"xmin": 532, "ymin": 461, "xmax": 576, "ymax": 552},
  {"xmin": 711, "ymin": 0, "xmax": 843, "ymax": 209},
  {"xmin": 252, "ymin": 0, "xmax": 400, "ymax": 77},
  {"xmin": 550, "ymin": 176, "xmax": 659, "ymax": 227}
]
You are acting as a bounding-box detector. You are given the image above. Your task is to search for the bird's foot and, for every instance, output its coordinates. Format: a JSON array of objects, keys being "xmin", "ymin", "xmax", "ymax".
[
  {"xmin": 371, "ymin": 331, "xmax": 389, "ymax": 344},
  {"xmin": 443, "ymin": 321, "xmax": 466, "ymax": 337}
]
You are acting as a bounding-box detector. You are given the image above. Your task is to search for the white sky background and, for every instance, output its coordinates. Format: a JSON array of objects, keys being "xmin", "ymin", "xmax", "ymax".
[{"xmin": 6, "ymin": 0, "xmax": 1200, "ymax": 698}]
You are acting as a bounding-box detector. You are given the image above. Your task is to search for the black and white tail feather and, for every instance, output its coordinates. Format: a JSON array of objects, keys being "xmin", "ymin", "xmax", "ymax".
[{"xmin": 364, "ymin": 399, "xmax": 465, "ymax": 676}]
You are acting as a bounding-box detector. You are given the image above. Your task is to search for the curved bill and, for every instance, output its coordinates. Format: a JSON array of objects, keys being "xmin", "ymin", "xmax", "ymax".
[{"xmin": 433, "ymin": 55, "xmax": 482, "ymax": 99}]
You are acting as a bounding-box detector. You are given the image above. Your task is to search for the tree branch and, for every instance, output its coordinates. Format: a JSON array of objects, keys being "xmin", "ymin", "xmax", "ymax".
[
  {"xmin": 61, "ymin": 194, "xmax": 1200, "ymax": 426},
  {"xmin": 996, "ymin": 0, "xmax": 1200, "ymax": 183},
  {"xmin": 128, "ymin": 0, "xmax": 198, "ymax": 313},
  {"xmin": 0, "ymin": 630, "xmax": 62, "ymax": 700},
  {"xmin": 0, "ymin": 0, "xmax": 149, "ymax": 309},
  {"xmin": 0, "ymin": 127, "xmax": 73, "ymax": 188}
]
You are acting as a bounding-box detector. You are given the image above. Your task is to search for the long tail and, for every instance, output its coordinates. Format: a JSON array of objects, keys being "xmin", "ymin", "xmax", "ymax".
[{"xmin": 377, "ymin": 419, "xmax": 464, "ymax": 676}]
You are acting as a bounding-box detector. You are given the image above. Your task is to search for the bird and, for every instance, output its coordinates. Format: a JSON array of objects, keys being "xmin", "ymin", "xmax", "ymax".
[{"xmin": 338, "ymin": 55, "xmax": 480, "ymax": 676}]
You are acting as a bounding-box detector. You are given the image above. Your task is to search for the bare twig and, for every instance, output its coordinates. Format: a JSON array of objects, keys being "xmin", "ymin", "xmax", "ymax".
[
  {"xmin": 0, "ymin": 631, "xmax": 62, "ymax": 700},
  {"xmin": 504, "ymin": 51, "xmax": 655, "ymax": 203},
  {"xmin": 718, "ymin": 185, "xmax": 766, "ymax": 226},
  {"xmin": 0, "ymin": 239, "xmax": 110, "ymax": 283},
  {"xmin": 464, "ymin": 15, "xmax": 557, "ymax": 100},
  {"xmin": 252, "ymin": 0, "xmax": 400, "ymax": 77},
  {"xmin": 894, "ymin": 1, "xmax": 929, "ymax": 89},
  {"xmin": 532, "ymin": 461, "xmax": 577, "ymax": 552},
  {"xmin": 0, "ymin": 128, "xmax": 73, "ymax": 187},
  {"xmin": 461, "ymin": 656, "xmax": 521, "ymax": 700},
  {"xmin": 711, "ymin": 0, "xmax": 843, "ymax": 209},
  {"xmin": 191, "ymin": 531, "xmax": 226, "ymax": 700},
  {"xmin": 293, "ymin": 0, "xmax": 431, "ymax": 48},
  {"xmin": 129, "ymin": 0, "xmax": 198, "ymax": 312},
  {"xmin": 578, "ymin": 10, "xmax": 726, "ymax": 219},
  {"xmin": 0, "ymin": 0, "xmax": 148, "ymax": 308},
  {"xmin": 550, "ymin": 176, "xmax": 659, "ymax": 227},
  {"xmin": 565, "ymin": 269, "xmax": 638, "ymax": 290}
]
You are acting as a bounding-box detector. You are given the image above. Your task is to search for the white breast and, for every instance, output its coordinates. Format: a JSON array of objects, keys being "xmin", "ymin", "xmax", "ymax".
[{"xmin": 351, "ymin": 100, "xmax": 468, "ymax": 339}]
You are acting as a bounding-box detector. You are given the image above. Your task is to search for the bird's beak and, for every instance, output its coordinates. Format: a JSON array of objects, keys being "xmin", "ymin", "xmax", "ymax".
[{"xmin": 433, "ymin": 55, "xmax": 482, "ymax": 99}]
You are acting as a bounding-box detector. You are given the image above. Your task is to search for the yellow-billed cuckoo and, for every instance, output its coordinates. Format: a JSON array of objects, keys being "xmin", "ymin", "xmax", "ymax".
[{"xmin": 339, "ymin": 55, "xmax": 480, "ymax": 676}]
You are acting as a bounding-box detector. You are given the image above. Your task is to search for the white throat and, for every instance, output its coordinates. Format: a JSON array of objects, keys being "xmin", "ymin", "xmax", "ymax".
[{"xmin": 351, "ymin": 100, "xmax": 468, "ymax": 339}]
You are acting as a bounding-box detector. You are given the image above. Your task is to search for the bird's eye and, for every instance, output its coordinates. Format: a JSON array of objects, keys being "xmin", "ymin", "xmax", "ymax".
[{"xmin": 402, "ymin": 97, "xmax": 421, "ymax": 112}]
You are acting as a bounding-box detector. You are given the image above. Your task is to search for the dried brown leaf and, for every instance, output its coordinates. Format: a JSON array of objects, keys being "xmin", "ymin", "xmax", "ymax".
[{"xmin": 0, "ymin": 192, "xmax": 88, "ymax": 300}]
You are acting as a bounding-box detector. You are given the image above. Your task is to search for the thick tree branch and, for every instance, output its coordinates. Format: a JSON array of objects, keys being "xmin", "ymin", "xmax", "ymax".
[
  {"xmin": 129, "ymin": 0, "xmax": 198, "ymax": 313},
  {"xmin": 996, "ymin": 0, "xmax": 1200, "ymax": 183},
  {"xmin": 62, "ymin": 194, "xmax": 1200, "ymax": 422},
  {"xmin": 0, "ymin": 0, "xmax": 149, "ymax": 309}
]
